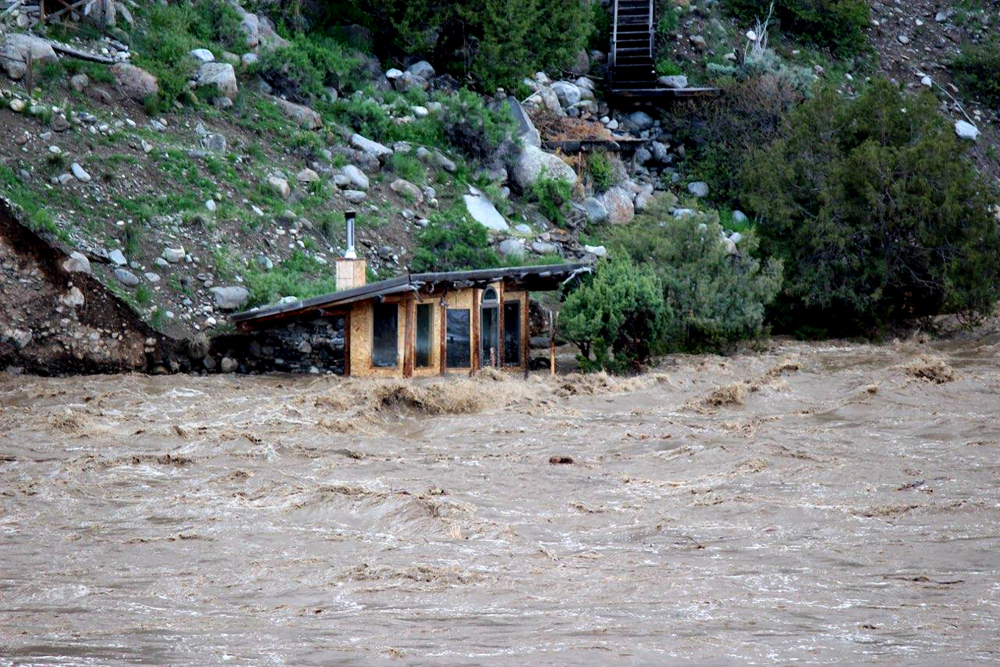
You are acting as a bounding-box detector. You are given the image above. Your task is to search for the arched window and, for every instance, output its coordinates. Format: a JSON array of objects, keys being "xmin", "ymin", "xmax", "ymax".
[{"xmin": 482, "ymin": 287, "xmax": 499, "ymax": 306}]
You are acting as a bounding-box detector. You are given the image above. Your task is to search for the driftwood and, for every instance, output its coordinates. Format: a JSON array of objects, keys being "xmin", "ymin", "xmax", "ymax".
[{"xmin": 50, "ymin": 41, "xmax": 115, "ymax": 64}]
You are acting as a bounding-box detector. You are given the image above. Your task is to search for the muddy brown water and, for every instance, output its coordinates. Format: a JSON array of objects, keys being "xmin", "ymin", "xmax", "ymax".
[{"xmin": 1, "ymin": 338, "xmax": 999, "ymax": 664}]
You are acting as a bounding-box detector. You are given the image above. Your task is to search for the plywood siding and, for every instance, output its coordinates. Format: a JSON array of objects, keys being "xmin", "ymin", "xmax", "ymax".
[{"xmin": 348, "ymin": 300, "xmax": 408, "ymax": 377}]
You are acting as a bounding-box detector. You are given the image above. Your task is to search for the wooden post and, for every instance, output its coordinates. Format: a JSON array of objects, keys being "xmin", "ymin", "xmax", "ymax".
[
  {"xmin": 343, "ymin": 312, "xmax": 352, "ymax": 377},
  {"xmin": 439, "ymin": 293, "xmax": 448, "ymax": 376},
  {"xmin": 549, "ymin": 310, "xmax": 557, "ymax": 376},
  {"xmin": 471, "ymin": 289, "xmax": 480, "ymax": 376},
  {"xmin": 402, "ymin": 297, "xmax": 415, "ymax": 378},
  {"xmin": 522, "ymin": 296, "xmax": 530, "ymax": 379}
]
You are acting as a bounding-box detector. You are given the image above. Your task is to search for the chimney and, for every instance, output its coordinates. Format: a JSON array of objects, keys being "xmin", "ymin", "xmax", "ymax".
[{"xmin": 336, "ymin": 210, "xmax": 367, "ymax": 290}]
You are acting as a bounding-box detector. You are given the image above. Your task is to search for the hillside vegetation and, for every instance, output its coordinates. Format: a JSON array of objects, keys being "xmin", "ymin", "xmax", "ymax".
[{"xmin": 1, "ymin": 0, "xmax": 998, "ymax": 373}]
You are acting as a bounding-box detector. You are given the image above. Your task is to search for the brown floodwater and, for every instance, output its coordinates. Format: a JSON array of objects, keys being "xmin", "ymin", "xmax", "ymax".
[{"xmin": 1, "ymin": 336, "xmax": 999, "ymax": 664}]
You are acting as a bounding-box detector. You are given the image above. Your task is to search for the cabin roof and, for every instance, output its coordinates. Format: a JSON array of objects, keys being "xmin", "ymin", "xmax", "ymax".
[{"xmin": 231, "ymin": 262, "xmax": 592, "ymax": 330}]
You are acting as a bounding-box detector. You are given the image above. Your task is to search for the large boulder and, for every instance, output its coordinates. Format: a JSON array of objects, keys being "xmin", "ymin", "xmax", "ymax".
[
  {"xmin": 584, "ymin": 197, "xmax": 608, "ymax": 223},
  {"xmin": 551, "ymin": 81, "xmax": 582, "ymax": 108},
  {"xmin": 390, "ymin": 179, "xmax": 423, "ymax": 203},
  {"xmin": 407, "ymin": 60, "xmax": 435, "ymax": 79},
  {"xmin": 498, "ymin": 238, "xmax": 526, "ymax": 258},
  {"xmin": 511, "ymin": 145, "xmax": 577, "ymax": 190},
  {"xmin": 210, "ymin": 286, "xmax": 250, "ymax": 311},
  {"xmin": 394, "ymin": 71, "xmax": 428, "ymax": 92},
  {"xmin": 110, "ymin": 63, "xmax": 159, "ymax": 101},
  {"xmin": 1, "ymin": 34, "xmax": 57, "ymax": 80},
  {"xmin": 195, "ymin": 62, "xmax": 238, "ymax": 100},
  {"xmin": 626, "ymin": 110, "xmax": 654, "ymax": 132},
  {"xmin": 341, "ymin": 165, "xmax": 369, "ymax": 191},
  {"xmin": 523, "ymin": 82, "xmax": 562, "ymax": 115},
  {"xmin": 508, "ymin": 97, "xmax": 541, "ymax": 148},
  {"xmin": 955, "ymin": 120, "xmax": 980, "ymax": 142},
  {"xmin": 600, "ymin": 186, "xmax": 635, "ymax": 225},
  {"xmin": 350, "ymin": 134, "xmax": 393, "ymax": 161},
  {"xmin": 463, "ymin": 188, "xmax": 510, "ymax": 233},
  {"xmin": 270, "ymin": 96, "xmax": 322, "ymax": 129}
]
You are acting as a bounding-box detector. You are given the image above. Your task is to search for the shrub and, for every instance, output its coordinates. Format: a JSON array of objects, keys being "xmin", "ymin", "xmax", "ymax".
[
  {"xmin": 244, "ymin": 251, "xmax": 337, "ymax": 309},
  {"xmin": 723, "ymin": 0, "xmax": 870, "ymax": 57},
  {"xmin": 410, "ymin": 210, "xmax": 502, "ymax": 272},
  {"xmin": 530, "ymin": 175, "xmax": 573, "ymax": 226},
  {"xmin": 318, "ymin": 0, "xmax": 593, "ymax": 91},
  {"xmin": 740, "ymin": 80, "xmax": 1000, "ymax": 334},
  {"xmin": 252, "ymin": 35, "xmax": 363, "ymax": 103},
  {"xmin": 951, "ymin": 39, "xmax": 1000, "ymax": 109},
  {"xmin": 440, "ymin": 89, "xmax": 515, "ymax": 163},
  {"xmin": 132, "ymin": 3, "xmax": 201, "ymax": 110},
  {"xmin": 331, "ymin": 94, "xmax": 394, "ymax": 141},
  {"xmin": 609, "ymin": 202, "xmax": 783, "ymax": 352},
  {"xmin": 589, "ymin": 152, "xmax": 613, "ymax": 192},
  {"xmin": 389, "ymin": 152, "xmax": 426, "ymax": 185},
  {"xmin": 190, "ymin": 0, "xmax": 247, "ymax": 51},
  {"xmin": 675, "ymin": 74, "xmax": 802, "ymax": 206},
  {"xmin": 561, "ymin": 255, "xmax": 669, "ymax": 374}
]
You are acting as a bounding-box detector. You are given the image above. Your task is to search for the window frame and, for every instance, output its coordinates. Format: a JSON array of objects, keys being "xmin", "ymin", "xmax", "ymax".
[{"xmin": 370, "ymin": 302, "xmax": 399, "ymax": 369}]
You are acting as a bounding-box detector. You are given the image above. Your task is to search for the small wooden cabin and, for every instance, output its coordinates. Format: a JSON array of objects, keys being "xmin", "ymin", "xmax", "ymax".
[{"xmin": 231, "ymin": 261, "xmax": 590, "ymax": 378}]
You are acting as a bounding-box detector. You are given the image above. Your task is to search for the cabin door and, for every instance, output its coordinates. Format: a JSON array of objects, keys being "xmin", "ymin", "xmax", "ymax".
[{"xmin": 480, "ymin": 288, "xmax": 500, "ymax": 368}]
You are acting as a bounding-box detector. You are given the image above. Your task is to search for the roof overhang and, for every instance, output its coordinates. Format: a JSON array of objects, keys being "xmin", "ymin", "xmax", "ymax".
[{"xmin": 231, "ymin": 263, "xmax": 592, "ymax": 331}]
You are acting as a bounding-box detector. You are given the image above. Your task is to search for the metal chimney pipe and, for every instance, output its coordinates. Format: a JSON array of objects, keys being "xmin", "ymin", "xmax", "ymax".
[{"xmin": 344, "ymin": 210, "xmax": 357, "ymax": 259}]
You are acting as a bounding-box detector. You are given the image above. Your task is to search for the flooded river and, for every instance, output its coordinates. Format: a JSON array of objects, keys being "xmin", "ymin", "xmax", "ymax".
[{"xmin": 1, "ymin": 336, "xmax": 999, "ymax": 664}]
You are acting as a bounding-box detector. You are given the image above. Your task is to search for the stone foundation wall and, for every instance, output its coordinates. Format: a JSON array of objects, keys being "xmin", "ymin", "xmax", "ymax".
[{"xmin": 204, "ymin": 317, "xmax": 346, "ymax": 374}]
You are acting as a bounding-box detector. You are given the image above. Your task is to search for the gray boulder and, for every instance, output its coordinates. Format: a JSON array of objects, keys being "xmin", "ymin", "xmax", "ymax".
[
  {"xmin": 498, "ymin": 238, "xmax": 525, "ymax": 258},
  {"xmin": 531, "ymin": 241, "xmax": 559, "ymax": 255},
  {"xmin": 351, "ymin": 134, "xmax": 393, "ymax": 161},
  {"xmin": 390, "ymin": 179, "xmax": 423, "ymax": 203},
  {"xmin": 343, "ymin": 190, "xmax": 367, "ymax": 203},
  {"xmin": 407, "ymin": 60, "xmax": 436, "ymax": 79},
  {"xmin": 341, "ymin": 165, "xmax": 369, "ymax": 190},
  {"xmin": 627, "ymin": 111, "xmax": 654, "ymax": 131},
  {"xmin": 62, "ymin": 251, "xmax": 92, "ymax": 275},
  {"xmin": 210, "ymin": 286, "xmax": 250, "ymax": 311},
  {"xmin": 114, "ymin": 268, "xmax": 140, "ymax": 287},
  {"xmin": 1, "ymin": 34, "xmax": 58, "ymax": 80},
  {"xmin": 955, "ymin": 120, "xmax": 980, "ymax": 142},
  {"xmin": 394, "ymin": 71, "xmax": 428, "ymax": 92},
  {"xmin": 163, "ymin": 247, "xmax": 186, "ymax": 263},
  {"xmin": 108, "ymin": 249, "xmax": 128, "ymax": 266},
  {"xmin": 551, "ymin": 81, "xmax": 582, "ymax": 108},
  {"xmin": 511, "ymin": 145, "xmax": 577, "ymax": 190},
  {"xmin": 658, "ymin": 75, "xmax": 688, "ymax": 89},
  {"xmin": 195, "ymin": 62, "xmax": 238, "ymax": 100},
  {"xmin": 601, "ymin": 186, "xmax": 635, "ymax": 225},
  {"xmin": 190, "ymin": 48, "xmax": 215, "ymax": 63},
  {"xmin": 70, "ymin": 163, "xmax": 92, "ymax": 183},
  {"xmin": 110, "ymin": 63, "xmax": 159, "ymax": 101},
  {"xmin": 271, "ymin": 96, "xmax": 322, "ymax": 129},
  {"xmin": 584, "ymin": 197, "xmax": 609, "ymax": 223},
  {"xmin": 463, "ymin": 188, "xmax": 510, "ymax": 233},
  {"xmin": 687, "ymin": 181, "xmax": 710, "ymax": 198}
]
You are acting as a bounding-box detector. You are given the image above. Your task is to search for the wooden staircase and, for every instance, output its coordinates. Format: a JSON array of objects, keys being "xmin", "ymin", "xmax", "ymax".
[
  {"xmin": 609, "ymin": 0, "xmax": 718, "ymax": 104},
  {"xmin": 610, "ymin": 0, "xmax": 657, "ymax": 96}
]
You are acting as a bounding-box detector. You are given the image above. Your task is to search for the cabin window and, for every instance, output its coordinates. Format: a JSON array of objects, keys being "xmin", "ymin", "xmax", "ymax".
[
  {"xmin": 372, "ymin": 303, "xmax": 398, "ymax": 368},
  {"xmin": 503, "ymin": 301, "xmax": 521, "ymax": 366},
  {"xmin": 446, "ymin": 309, "xmax": 471, "ymax": 368},
  {"xmin": 416, "ymin": 303, "xmax": 433, "ymax": 368}
]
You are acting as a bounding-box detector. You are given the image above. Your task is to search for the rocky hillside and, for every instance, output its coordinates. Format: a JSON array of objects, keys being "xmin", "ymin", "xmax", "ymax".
[{"xmin": 1, "ymin": 0, "xmax": 997, "ymax": 373}]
